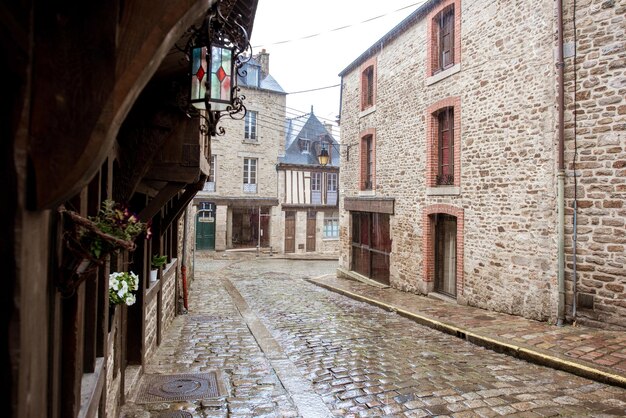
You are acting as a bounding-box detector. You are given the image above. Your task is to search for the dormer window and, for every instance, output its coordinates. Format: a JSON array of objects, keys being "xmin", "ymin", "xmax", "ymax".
[{"xmin": 301, "ymin": 139, "xmax": 311, "ymax": 154}]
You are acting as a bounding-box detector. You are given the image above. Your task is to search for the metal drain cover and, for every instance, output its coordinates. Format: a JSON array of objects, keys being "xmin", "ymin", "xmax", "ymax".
[
  {"xmin": 136, "ymin": 372, "xmax": 227, "ymax": 403},
  {"xmin": 158, "ymin": 412, "xmax": 193, "ymax": 418}
]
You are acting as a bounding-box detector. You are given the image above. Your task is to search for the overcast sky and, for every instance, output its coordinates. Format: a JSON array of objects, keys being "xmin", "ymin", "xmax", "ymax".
[{"xmin": 250, "ymin": 0, "xmax": 424, "ymax": 138}]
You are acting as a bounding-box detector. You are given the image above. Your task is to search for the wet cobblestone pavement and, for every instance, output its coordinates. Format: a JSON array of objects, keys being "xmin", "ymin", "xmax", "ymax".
[{"xmin": 122, "ymin": 255, "xmax": 626, "ymax": 417}]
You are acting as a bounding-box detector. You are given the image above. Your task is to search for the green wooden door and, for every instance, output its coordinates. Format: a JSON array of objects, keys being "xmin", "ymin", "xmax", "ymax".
[{"xmin": 196, "ymin": 204, "xmax": 216, "ymax": 250}]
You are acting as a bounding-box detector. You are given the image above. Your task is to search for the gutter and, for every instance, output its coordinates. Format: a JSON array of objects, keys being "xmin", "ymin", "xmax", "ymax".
[{"xmin": 556, "ymin": 0, "xmax": 566, "ymax": 326}]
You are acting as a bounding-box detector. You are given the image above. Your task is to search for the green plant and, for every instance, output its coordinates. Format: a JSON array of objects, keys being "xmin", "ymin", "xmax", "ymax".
[
  {"xmin": 80, "ymin": 200, "xmax": 149, "ymax": 259},
  {"xmin": 151, "ymin": 255, "xmax": 168, "ymax": 269},
  {"xmin": 108, "ymin": 271, "xmax": 138, "ymax": 306}
]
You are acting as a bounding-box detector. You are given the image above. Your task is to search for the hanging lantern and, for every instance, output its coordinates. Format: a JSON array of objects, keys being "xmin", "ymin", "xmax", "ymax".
[{"xmin": 185, "ymin": 1, "xmax": 250, "ymax": 136}]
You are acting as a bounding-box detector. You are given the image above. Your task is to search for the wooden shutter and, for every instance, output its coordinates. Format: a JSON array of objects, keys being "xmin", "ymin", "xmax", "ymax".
[
  {"xmin": 439, "ymin": 6, "xmax": 454, "ymax": 69},
  {"xmin": 438, "ymin": 108, "xmax": 454, "ymax": 184}
]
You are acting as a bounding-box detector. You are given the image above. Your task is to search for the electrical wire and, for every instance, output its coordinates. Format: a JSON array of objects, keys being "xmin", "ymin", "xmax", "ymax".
[{"xmin": 252, "ymin": 1, "xmax": 429, "ymax": 48}]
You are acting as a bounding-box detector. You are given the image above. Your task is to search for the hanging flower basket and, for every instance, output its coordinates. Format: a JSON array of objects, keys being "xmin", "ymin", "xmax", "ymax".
[{"xmin": 57, "ymin": 200, "xmax": 148, "ymax": 296}]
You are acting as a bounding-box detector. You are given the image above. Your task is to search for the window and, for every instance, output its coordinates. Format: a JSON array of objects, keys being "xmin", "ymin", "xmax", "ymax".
[
  {"xmin": 204, "ymin": 154, "xmax": 216, "ymax": 192},
  {"xmin": 426, "ymin": 97, "xmax": 460, "ymax": 188},
  {"xmin": 362, "ymin": 66, "xmax": 374, "ymax": 109},
  {"xmin": 243, "ymin": 158, "xmax": 257, "ymax": 193},
  {"xmin": 437, "ymin": 6, "xmax": 455, "ymax": 71},
  {"xmin": 311, "ymin": 172, "xmax": 322, "ymax": 204},
  {"xmin": 327, "ymin": 173, "xmax": 337, "ymax": 192},
  {"xmin": 245, "ymin": 111, "xmax": 257, "ymax": 141},
  {"xmin": 427, "ymin": 1, "xmax": 460, "ymax": 77},
  {"xmin": 324, "ymin": 212, "xmax": 339, "ymax": 239},
  {"xmin": 311, "ymin": 172, "xmax": 322, "ymax": 192},
  {"xmin": 360, "ymin": 56, "xmax": 376, "ymax": 111},
  {"xmin": 437, "ymin": 108, "xmax": 454, "ymax": 185},
  {"xmin": 360, "ymin": 132, "xmax": 375, "ymax": 191},
  {"xmin": 327, "ymin": 172, "xmax": 338, "ymax": 205},
  {"xmin": 301, "ymin": 139, "xmax": 310, "ymax": 154}
]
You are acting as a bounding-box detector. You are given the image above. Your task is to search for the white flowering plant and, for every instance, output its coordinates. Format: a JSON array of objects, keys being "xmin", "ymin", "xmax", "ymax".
[{"xmin": 108, "ymin": 271, "xmax": 139, "ymax": 306}]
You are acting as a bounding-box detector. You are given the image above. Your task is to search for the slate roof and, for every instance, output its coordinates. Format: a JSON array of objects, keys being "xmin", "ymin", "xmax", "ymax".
[
  {"xmin": 281, "ymin": 111, "xmax": 340, "ymax": 167},
  {"xmin": 238, "ymin": 57, "xmax": 286, "ymax": 94}
]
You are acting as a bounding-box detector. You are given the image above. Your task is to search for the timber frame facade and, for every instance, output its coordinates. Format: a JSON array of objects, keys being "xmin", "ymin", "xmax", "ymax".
[{"xmin": 2, "ymin": 1, "xmax": 258, "ymax": 417}]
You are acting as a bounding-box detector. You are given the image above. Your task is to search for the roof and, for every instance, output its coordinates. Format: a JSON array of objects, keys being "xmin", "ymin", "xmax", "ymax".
[
  {"xmin": 238, "ymin": 57, "xmax": 286, "ymax": 94},
  {"xmin": 281, "ymin": 111, "xmax": 340, "ymax": 167},
  {"xmin": 338, "ymin": 0, "xmax": 438, "ymax": 77}
]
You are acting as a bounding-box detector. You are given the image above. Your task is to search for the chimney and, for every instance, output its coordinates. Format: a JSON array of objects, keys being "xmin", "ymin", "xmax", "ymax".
[{"xmin": 256, "ymin": 48, "xmax": 270, "ymax": 75}]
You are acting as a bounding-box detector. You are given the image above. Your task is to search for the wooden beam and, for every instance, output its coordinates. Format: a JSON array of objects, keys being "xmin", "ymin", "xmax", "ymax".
[
  {"xmin": 160, "ymin": 176, "xmax": 206, "ymax": 232},
  {"xmin": 138, "ymin": 182, "xmax": 184, "ymax": 222},
  {"xmin": 28, "ymin": 0, "xmax": 212, "ymax": 209}
]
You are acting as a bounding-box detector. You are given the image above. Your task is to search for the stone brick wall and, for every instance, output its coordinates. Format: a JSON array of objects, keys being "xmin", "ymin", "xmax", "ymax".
[
  {"xmin": 340, "ymin": 0, "xmax": 559, "ymax": 322},
  {"xmin": 562, "ymin": 0, "xmax": 626, "ymax": 329},
  {"xmin": 105, "ymin": 316, "xmax": 121, "ymax": 418},
  {"xmin": 162, "ymin": 260, "xmax": 177, "ymax": 330},
  {"xmin": 210, "ymin": 85, "xmax": 285, "ymax": 198},
  {"xmin": 195, "ymin": 81, "xmax": 286, "ymax": 251},
  {"xmin": 144, "ymin": 291, "xmax": 158, "ymax": 360}
]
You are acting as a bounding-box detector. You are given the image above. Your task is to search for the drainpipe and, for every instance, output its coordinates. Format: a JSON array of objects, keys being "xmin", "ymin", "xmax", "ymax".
[
  {"xmin": 556, "ymin": 0, "xmax": 566, "ymax": 327},
  {"xmin": 181, "ymin": 206, "xmax": 189, "ymax": 311}
]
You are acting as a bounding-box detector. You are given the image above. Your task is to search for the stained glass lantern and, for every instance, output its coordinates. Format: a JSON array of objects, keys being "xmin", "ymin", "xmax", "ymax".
[{"xmin": 190, "ymin": 43, "xmax": 235, "ymax": 111}]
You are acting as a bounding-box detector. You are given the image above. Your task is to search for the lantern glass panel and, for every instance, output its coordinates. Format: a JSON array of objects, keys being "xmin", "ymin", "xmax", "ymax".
[
  {"xmin": 190, "ymin": 47, "xmax": 207, "ymax": 109},
  {"xmin": 209, "ymin": 44, "xmax": 233, "ymax": 111}
]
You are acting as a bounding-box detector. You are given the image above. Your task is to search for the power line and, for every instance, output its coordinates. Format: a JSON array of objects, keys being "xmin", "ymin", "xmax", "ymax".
[
  {"xmin": 252, "ymin": 1, "xmax": 428, "ymax": 48},
  {"xmin": 289, "ymin": 84, "xmax": 341, "ymax": 95}
]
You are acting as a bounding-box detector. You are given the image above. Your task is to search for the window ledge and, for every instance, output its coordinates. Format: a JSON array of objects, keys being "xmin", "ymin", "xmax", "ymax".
[
  {"xmin": 322, "ymin": 237, "xmax": 339, "ymax": 241},
  {"xmin": 426, "ymin": 63, "xmax": 461, "ymax": 86},
  {"xmin": 359, "ymin": 105, "xmax": 376, "ymax": 118},
  {"xmin": 242, "ymin": 139, "xmax": 259, "ymax": 145},
  {"xmin": 426, "ymin": 186, "xmax": 460, "ymax": 196},
  {"xmin": 358, "ymin": 190, "xmax": 376, "ymax": 197}
]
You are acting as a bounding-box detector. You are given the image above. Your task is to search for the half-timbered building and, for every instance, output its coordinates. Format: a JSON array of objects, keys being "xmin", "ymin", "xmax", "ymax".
[{"xmin": 277, "ymin": 111, "xmax": 341, "ymax": 254}]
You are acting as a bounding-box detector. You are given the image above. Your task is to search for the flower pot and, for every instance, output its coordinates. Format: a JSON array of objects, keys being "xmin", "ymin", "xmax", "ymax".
[{"xmin": 150, "ymin": 269, "xmax": 158, "ymax": 283}]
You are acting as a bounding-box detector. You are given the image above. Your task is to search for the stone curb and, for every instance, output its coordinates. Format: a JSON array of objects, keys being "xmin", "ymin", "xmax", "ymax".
[{"xmin": 307, "ymin": 277, "xmax": 626, "ymax": 389}]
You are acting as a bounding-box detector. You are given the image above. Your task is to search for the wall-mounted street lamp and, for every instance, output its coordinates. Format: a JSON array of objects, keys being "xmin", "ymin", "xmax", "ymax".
[
  {"xmin": 318, "ymin": 148, "xmax": 331, "ymax": 166},
  {"xmin": 183, "ymin": 1, "xmax": 251, "ymax": 137},
  {"xmin": 316, "ymin": 142, "xmax": 349, "ymax": 167}
]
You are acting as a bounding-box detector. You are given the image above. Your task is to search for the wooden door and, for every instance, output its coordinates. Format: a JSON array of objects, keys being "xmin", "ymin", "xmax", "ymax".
[
  {"xmin": 306, "ymin": 211, "xmax": 316, "ymax": 252},
  {"xmin": 435, "ymin": 214, "xmax": 457, "ymax": 297},
  {"xmin": 196, "ymin": 208, "xmax": 216, "ymax": 250},
  {"xmin": 284, "ymin": 211, "xmax": 295, "ymax": 253}
]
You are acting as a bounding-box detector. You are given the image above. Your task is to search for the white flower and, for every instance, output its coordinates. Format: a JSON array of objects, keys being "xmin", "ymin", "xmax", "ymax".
[{"xmin": 125, "ymin": 293, "xmax": 136, "ymax": 306}]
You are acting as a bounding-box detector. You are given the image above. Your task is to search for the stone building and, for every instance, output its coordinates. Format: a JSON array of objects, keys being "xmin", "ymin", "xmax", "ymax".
[
  {"xmin": 276, "ymin": 110, "xmax": 341, "ymax": 254},
  {"xmin": 194, "ymin": 50, "xmax": 287, "ymax": 252},
  {"xmin": 3, "ymin": 1, "xmax": 259, "ymax": 416},
  {"xmin": 338, "ymin": 0, "xmax": 625, "ymax": 329}
]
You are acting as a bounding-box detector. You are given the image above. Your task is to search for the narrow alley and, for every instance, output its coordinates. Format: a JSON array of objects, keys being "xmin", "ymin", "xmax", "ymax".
[{"xmin": 121, "ymin": 255, "xmax": 626, "ymax": 418}]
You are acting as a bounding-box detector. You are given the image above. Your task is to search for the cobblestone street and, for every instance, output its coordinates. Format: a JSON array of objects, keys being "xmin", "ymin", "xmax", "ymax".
[{"xmin": 122, "ymin": 255, "xmax": 626, "ymax": 417}]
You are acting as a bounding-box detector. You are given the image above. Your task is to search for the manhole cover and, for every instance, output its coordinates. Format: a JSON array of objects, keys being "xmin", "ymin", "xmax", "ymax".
[
  {"xmin": 158, "ymin": 412, "xmax": 193, "ymax": 418},
  {"xmin": 136, "ymin": 372, "xmax": 227, "ymax": 404}
]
